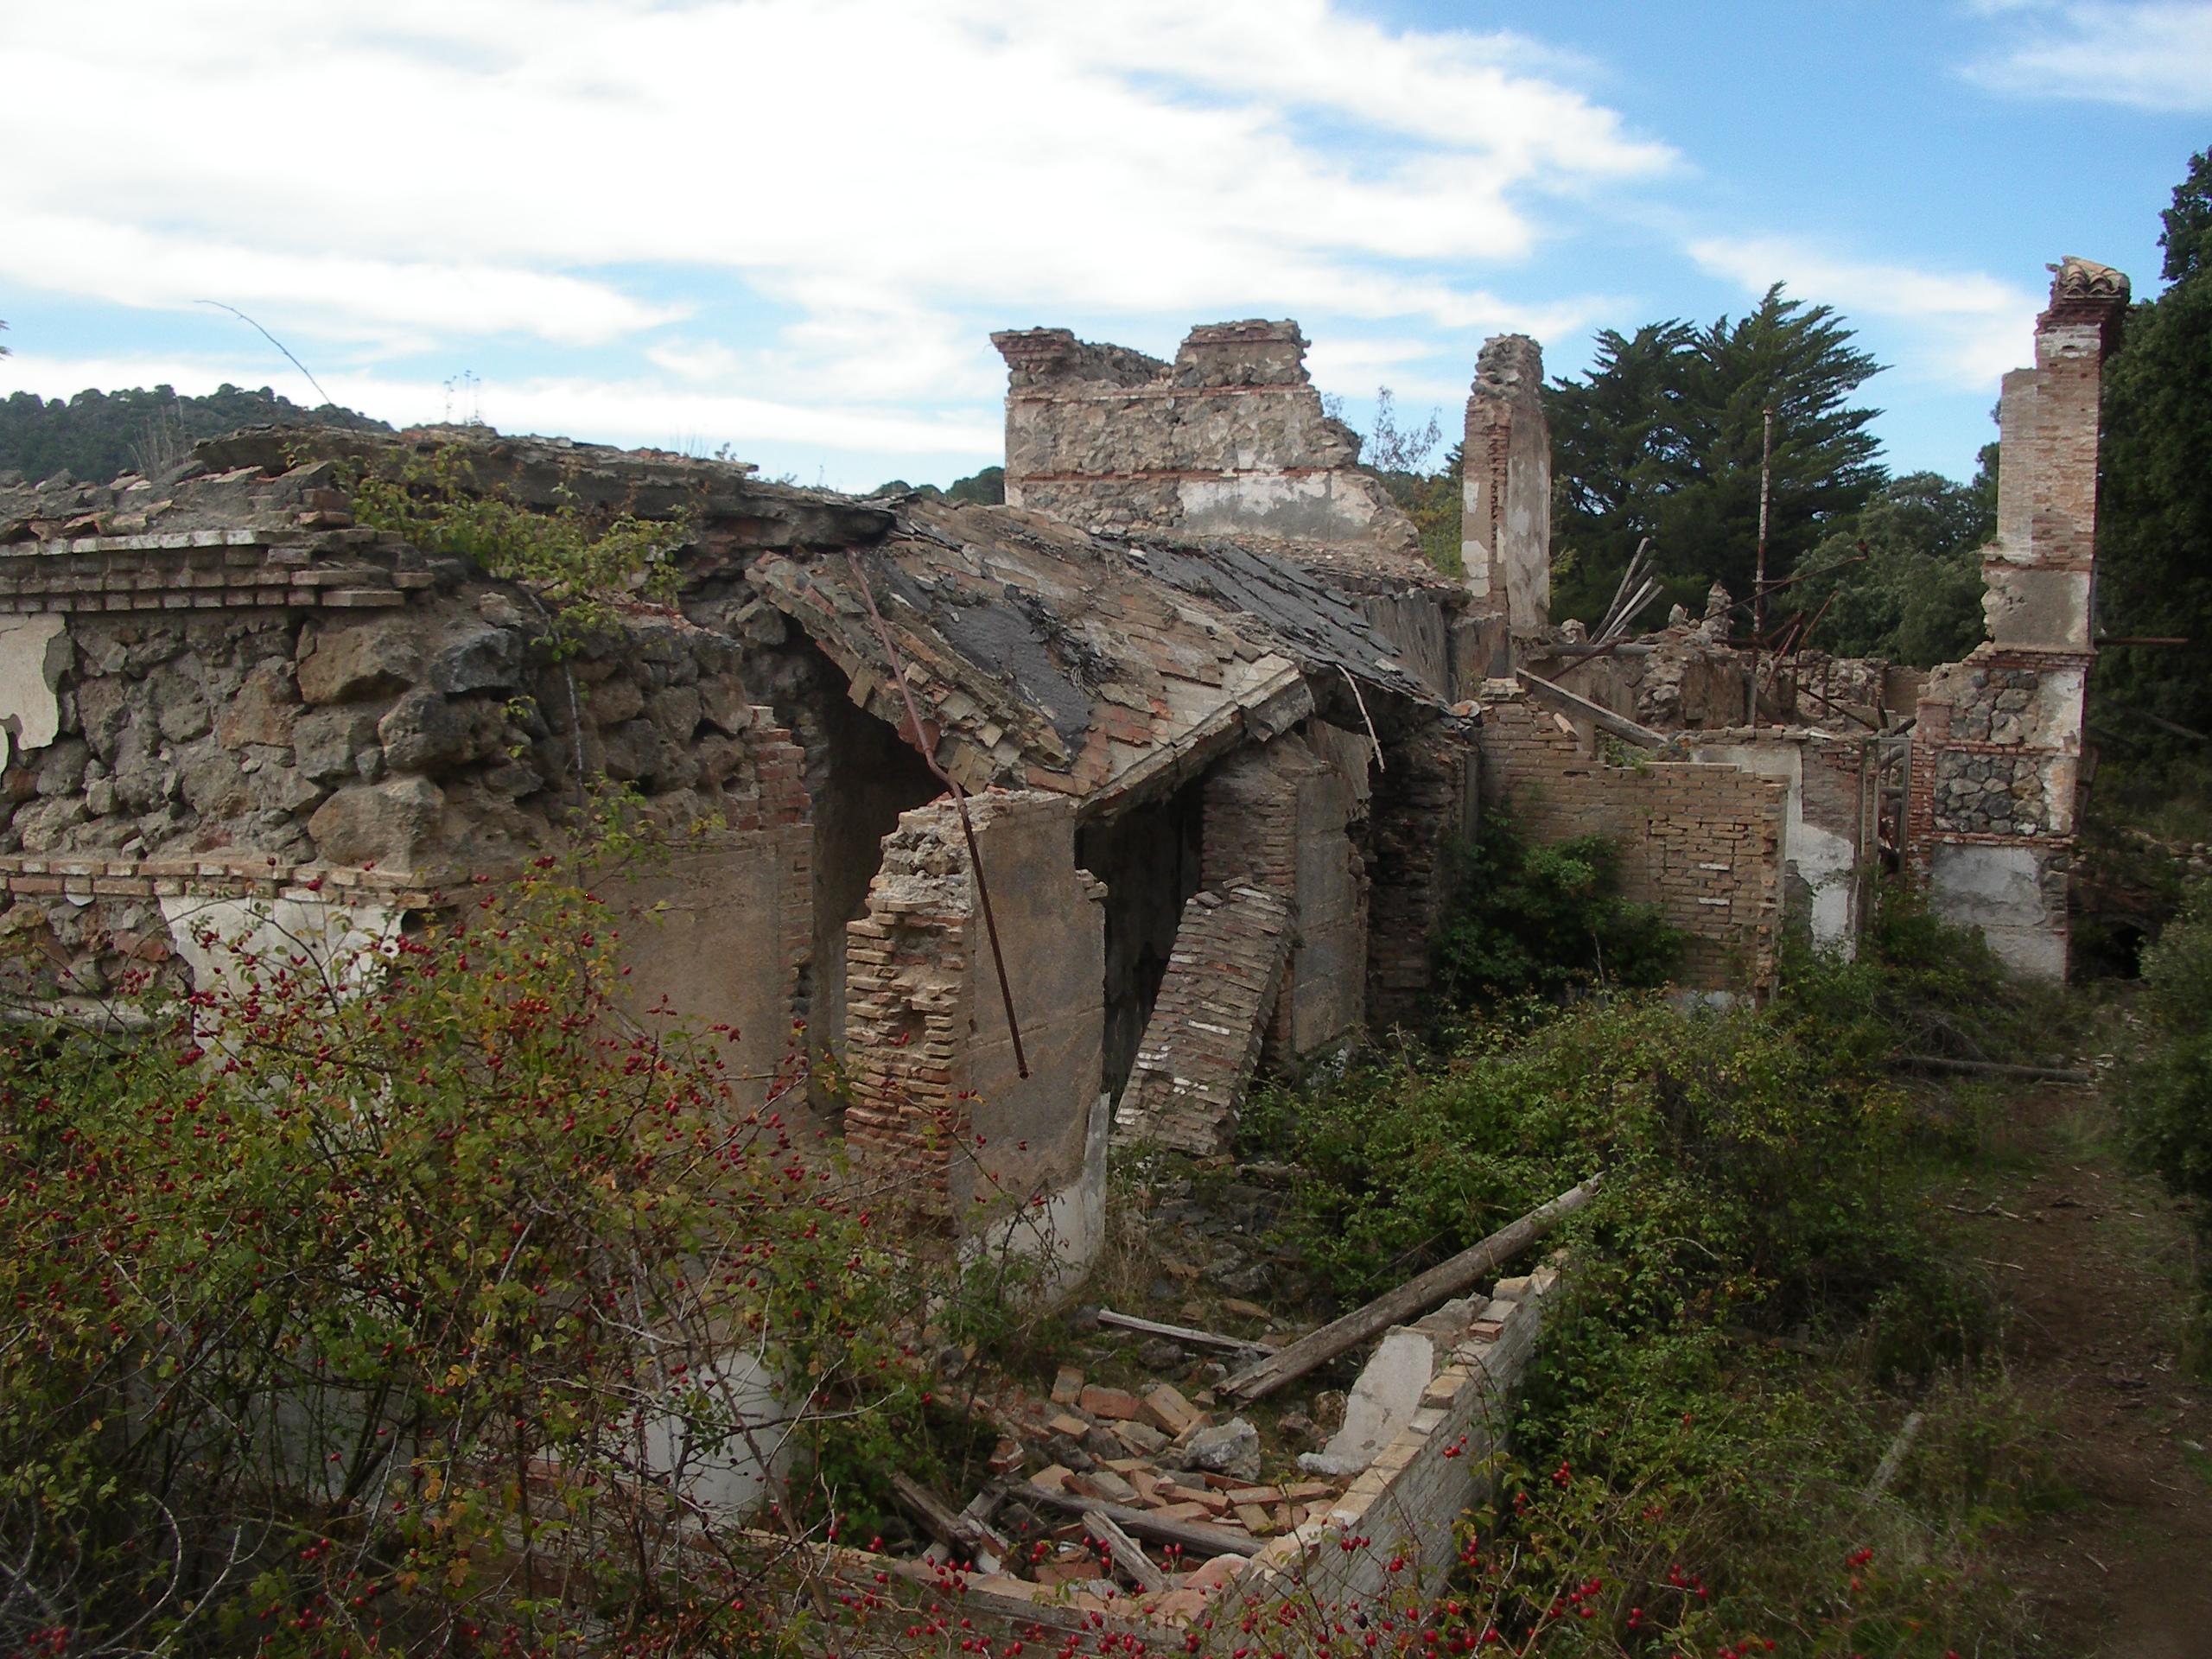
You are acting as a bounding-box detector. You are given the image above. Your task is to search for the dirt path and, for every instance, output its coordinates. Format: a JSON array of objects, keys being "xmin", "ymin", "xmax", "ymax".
[{"xmin": 1951, "ymin": 1082, "xmax": 2212, "ymax": 1657}]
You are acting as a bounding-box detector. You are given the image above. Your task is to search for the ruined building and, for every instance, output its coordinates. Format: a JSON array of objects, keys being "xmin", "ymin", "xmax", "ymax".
[{"xmin": 0, "ymin": 257, "xmax": 2124, "ymax": 1313}]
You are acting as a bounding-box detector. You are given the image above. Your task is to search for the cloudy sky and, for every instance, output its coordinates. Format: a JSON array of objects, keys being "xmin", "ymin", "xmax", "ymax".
[{"xmin": 3, "ymin": 0, "xmax": 2205, "ymax": 489}]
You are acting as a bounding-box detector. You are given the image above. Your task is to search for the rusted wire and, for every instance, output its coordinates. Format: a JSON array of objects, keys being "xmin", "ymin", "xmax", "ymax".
[{"xmin": 843, "ymin": 551, "xmax": 1029, "ymax": 1079}]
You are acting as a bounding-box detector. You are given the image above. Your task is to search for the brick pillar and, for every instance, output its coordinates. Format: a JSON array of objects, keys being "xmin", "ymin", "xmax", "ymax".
[
  {"xmin": 1910, "ymin": 256, "xmax": 2128, "ymax": 980},
  {"xmin": 1460, "ymin": 334, "xmax": 1551, "ymax": 669},
  {"xmin": 842, "ymin": 791, "xmax": 1103, "ymax": 1225}
]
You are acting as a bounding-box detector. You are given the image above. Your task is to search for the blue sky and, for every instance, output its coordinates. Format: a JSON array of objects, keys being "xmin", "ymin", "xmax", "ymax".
[{"xmin": 3, "ymin": 0, "xmax": 2205, "ymax": 492}]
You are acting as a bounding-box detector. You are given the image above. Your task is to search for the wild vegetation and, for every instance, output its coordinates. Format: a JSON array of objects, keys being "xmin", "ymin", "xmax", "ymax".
[
  {"xmin": 347, "ymin": 444, "xmax": 688, "ymax": 645},
  {"xmin": 1240, "ymin": 881, "xmax": 2067, "ymax": 1657},
  {"xmin": 0, "ymin": 844, "xmax": 966, "ymax": 1656}
]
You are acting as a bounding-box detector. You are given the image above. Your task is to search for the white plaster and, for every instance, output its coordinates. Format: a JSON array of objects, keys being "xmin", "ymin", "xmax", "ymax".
[
  {"xmin": 160, "ymin": 891, "xmax": 404, "ymax": 1004},
  {"xmin": 1179, "ymin": 471, "xmax": 1382, "ymax": 544},
  {"xmin": 1697, "ymin": 741, "xmax": 1859, "ymax": 954},
  {"xmin": 1927, "ymin": 842, "xmax": 2064, "ymax": 981},
  {"xmin": 0, "ymin": 614, "xmax": 70, "ymax": 770},
  {"xmin": 634, "ymin": 1348, "xmax": 790, "ymax": 1517},
  {"xmin": 1299, "ymin": 1325, "xmax": 1437, "ymax": 1478},
  {"xmin": 962, "ymin": 1089, "xmax": 1109, "ymax": 1311}
]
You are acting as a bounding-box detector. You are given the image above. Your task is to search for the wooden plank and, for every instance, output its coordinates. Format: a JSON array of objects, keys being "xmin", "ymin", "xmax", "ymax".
[
  {"xmin": 892, "ymin": 1472, "xmax": 974, "ymax": 1552},
  {"xmin": 1221, "ymin": 1177, "xmax": 1599, "ymax": 1403},
  {"xmin": 1082, "ymin": 1507, "xmax": 1169, "ymax": 1593},
  {"xmin": 1514, "ymin": 671, "xmax": 1669, "ymax": 751},
  {"xmin": 1020, "ymin": 1483, "xmax": 1262, "ymax": 1560},
  {"xmin": 1095, "ymin": 1308, "xmax": 1268, "ymax": 1357}
]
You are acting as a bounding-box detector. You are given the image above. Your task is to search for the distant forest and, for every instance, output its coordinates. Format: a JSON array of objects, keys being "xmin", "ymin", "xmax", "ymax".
[{"xmin": 0, "ymin": 384, "xmax": 390, "ymax": 486}]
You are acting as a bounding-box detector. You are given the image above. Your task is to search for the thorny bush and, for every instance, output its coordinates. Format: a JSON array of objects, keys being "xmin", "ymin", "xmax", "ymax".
[{"xmin": 0, "ymin": 848, "xmax": 945, "ymax": 1656}]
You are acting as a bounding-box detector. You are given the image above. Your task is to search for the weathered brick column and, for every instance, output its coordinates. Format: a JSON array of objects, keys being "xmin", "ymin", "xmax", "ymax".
[
  {"xmin": 842, "ymin": 791, "xmax": 1104, "ymax": 1224},
  {"xmin": 1460, "ymin": 334, "xmax": 1551, "ymax": 667},
  {"xmin": 1910, "ymin": 257, "xmax": 2129, "ymax": 979}
]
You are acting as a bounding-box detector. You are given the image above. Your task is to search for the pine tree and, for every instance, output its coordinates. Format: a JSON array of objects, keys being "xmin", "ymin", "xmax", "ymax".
[{"xmin": 1547, "ymin": 289, "xmax": 1885, "ymax": 624}]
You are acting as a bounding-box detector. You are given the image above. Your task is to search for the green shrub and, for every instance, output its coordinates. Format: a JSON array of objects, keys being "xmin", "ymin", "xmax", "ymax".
[
  {"xmin": 1432, "ymin": 820, "xmax": 1683, "ymax": 1010},
  {"xmin": 1775, "ymin": 876, "xmax": 2052, "ymax": 1071},
  {"xmin": 2120, "ymin": 879, "xmax": 2212, "ymax": 1363},
  {"xmin": 350, "ymin": 443, "xmax": 687, "ymax": 646},
  {"xmin": 0, "ymin": 847, "xmax": 932, "ymax": 1654}
]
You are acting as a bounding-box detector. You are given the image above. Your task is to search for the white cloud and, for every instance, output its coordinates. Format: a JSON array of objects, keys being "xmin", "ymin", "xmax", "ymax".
[
  {"xmin": 0, "ymin": 214, "xmax": 683, "ymax": 348},
  {"xmin": 1688, "ymin": 236, "xmax": 2044, "ymax": 390},
  {"xmin": 0, "ymin": 0, "xmax": 1662, "ymax": 341},
  {"xmin": 1962, "ymin": 1, "xmax": 2212, "ymax": 112}
]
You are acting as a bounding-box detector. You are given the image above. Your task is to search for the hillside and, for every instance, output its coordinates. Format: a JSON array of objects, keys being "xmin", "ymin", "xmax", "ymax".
[{"xmin": 0, "ymin": 382, "xmax": 389, "ymax": 485}]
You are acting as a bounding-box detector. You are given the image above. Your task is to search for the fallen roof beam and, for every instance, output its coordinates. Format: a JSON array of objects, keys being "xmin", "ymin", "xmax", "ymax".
[
  {"xmin": 1513, "ymin": 671, "xmax": 1669, "ymax": 751},
  {"xmin": 1020, "ymin": 1484, "xmax": 1262, "ymax": 1560},
  {"xmin": 1221, "ymin": 1177, "xmax": 1600, "ymax": 1402}
]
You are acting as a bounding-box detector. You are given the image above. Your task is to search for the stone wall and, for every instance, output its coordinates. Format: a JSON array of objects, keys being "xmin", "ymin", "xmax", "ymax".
[
  {"xmin": 842, "ymin": 791, "xmax": 1106, "ymax": 1230},
  {"xmin": 1460, "ymin": 334, "xmax": 1551, "ymax": 646},
  {"xmin": 992, "ymin": 321, "xmax": 1421, "ymax": 559},
  {"xmin": 1478, "ymin": 690, "xmax": 1785, "ymax": 994},
  {"xmin": 1910, "ymin": 257, "xmax": 2128, "ymax": 980},
  {"xmin": 0, "ymin": 454, "xmax": 817, "ymax": 1102}
]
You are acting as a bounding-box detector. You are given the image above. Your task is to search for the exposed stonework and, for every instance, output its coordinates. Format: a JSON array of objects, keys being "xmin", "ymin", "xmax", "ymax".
[
  {"xmin": 1909, "ymin": 256, "xmax": 2130, "ymax": 979},
  {"xmin": 1460, "ymin": 334, "xmax": 1551, "ymax": 648},
  {"xmin": 992, "ymin": 320, "xmax": 1423, "ymax": 562}
]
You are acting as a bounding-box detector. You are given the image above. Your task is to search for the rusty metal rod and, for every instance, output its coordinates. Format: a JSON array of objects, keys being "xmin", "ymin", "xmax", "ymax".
[{"xmin": 844, "ymin": 552, "xmax": 1029, "ymax": 1078}]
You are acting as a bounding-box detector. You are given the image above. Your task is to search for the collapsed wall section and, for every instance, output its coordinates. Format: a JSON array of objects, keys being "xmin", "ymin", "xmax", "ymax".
[
  {"xmin": 842, "ymin": 791, "xmax": 1106, "ymax": 1243},
  {"xmin": 991, "ymin": 321, "xmax": 1421, "ymax": 559},
  {"xmin": 1908, "ymin": 257, "xmax": 2129, "ymax": 979},
  {"xmin": 1478, "ymin": 690, "xmax": 1785, "ymax": 994}
]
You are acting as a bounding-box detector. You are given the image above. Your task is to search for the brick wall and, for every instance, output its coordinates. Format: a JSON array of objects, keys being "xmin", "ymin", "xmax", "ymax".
[
  {"xmin": 1115, "ymin": 883, "xmax": 1293, "ymax": 1154},
  {"xmin": 1201, "ymin": 734, "xmax": 1366, "ymax": 1059},
  {"xmin": 1908, "ymin": 257, "xmax": 2127, "ymax": 981},
  {"xmin": 842, "ymin": 791, "xmax": 1105, "ymax": 1224},
  {"xmin": 990, "ymin": 321, "xmax": 1422, "ymax": 557},
  {"xmin": 1478, "ymin": 694, "xmax": 1784, "ymax": 994},
  {"xmin": 1366, "ymin": 722, "xmax": 1476, "ymax": 1031}
]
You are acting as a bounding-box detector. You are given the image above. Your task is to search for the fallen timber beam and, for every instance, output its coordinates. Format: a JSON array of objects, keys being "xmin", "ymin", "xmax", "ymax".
[
  {"xmin": 1221, "ymin": 1177, "xmax": 1600, "ymax": 1403},
  {"xmin": 1513, "ymin": 671, "xmax": 1669, "ymax": 751},
  {"xmin": 1095, "ymin": 1308, "xmax": 1268, "ymax": 1357},
  {"xmin": 1083, "ymin": 1507, "xmax": 1170, "ymax": 1592},
  {"xmin": 1900, "ymin": 1056, "xmax": 2093, "ymax": 1085},
  {"xmin": 1020, "ymin": 1484, "xmax": 1263, "ymax": 1560}
]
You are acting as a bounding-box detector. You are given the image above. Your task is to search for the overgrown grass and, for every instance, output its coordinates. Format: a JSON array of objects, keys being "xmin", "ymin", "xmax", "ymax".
[{"xmin": 1240, "ymin": 880, "xmax": 2062, "ymax": 1655}]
